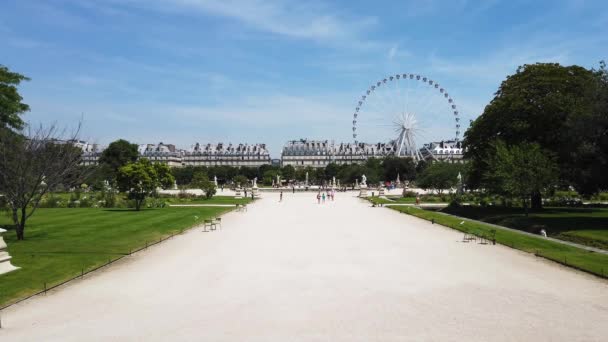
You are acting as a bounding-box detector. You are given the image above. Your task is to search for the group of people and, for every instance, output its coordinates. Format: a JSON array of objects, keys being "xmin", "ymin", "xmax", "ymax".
[{"xmin": 316, "ymin": 190, "xmax": 335, "ymax": 204}]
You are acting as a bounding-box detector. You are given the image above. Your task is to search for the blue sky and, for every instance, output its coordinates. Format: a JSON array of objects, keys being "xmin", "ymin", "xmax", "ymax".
[{"xmin": 1, "ymin": 0, "xmax": 606, "ymax": 156}]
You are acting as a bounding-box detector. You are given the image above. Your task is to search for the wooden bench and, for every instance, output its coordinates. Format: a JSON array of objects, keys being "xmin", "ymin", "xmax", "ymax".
[
  {"xmin": 203, "ymin": 219, "xmax": 216, "ymax": 232},
  {"xmin": 213, "ymin": 217, "xmax": 222, "ymax": 229}
]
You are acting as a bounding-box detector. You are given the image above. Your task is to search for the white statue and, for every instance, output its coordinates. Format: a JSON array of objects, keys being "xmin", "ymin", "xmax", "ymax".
[
  {"xmin": 0, "ymin": 228, "xmax": 19, "ymax": 275},
  {"xmin": 361, "ymin": 174, "xmax": 367, "ymax": 187},
  {"xmin": 253, "ymin": 177, "xmax": 258, "ymax": 187},
  {"xmin": 305, "ymin": 172, "xmax": 309, "ymax": 186},
  {"xmin": 214, "ymin": 175, "xmax": 218, "ymax": 187},
  {"xmin": 332, "ymin": 176, "xmax": 336, "ymax": 186}
]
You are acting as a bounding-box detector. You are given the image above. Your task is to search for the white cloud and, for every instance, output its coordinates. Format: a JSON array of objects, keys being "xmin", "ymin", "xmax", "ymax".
[{"xmin": 95, "ymin": 0, "xmax": 376, "ymax": 44}]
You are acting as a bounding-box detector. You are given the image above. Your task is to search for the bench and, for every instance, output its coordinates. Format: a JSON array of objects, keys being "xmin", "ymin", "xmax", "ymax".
[{"xmin": 203, "ymin": 219, "xmax": 217, "ymax": 232}]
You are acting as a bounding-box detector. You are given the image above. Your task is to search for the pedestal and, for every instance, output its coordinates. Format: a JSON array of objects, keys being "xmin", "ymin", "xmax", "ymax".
[
  {"xmin": 252, "ymin": 186, "xmax": 260, "ymax": 198},
  {"xmin": 235, "ymin": 188, "xmax": 243, "ymax": 199},
  {"xmin": 359, "ymin": 186, "xmax": 368, "ymax": 198},
  {"xmin": 379, "ymin": 187, "xmax": 386, "ymax": 196},
  {"xmin": 0, "ymin": 228, "xmax": 19, "ymax": 275}
]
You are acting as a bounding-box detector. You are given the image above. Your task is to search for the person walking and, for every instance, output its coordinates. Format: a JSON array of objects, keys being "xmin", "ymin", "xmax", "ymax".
[
  {"xmin": 317, "ymin": 192, "xmax": 321, "ymax": 204},
  {"xmin": 322, "ymin": 192, "xmax": 326, "ymax": 203},
  {"xmin": 280, "ymin": 191, "xmax": 283, "ymax": 202}
]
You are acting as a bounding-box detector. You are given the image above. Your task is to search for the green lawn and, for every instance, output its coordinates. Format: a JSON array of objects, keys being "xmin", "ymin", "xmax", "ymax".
[
  {"xmin": 0, "ymin": 206, "xmax": 234, "ymax": 307},
  {"xmin": 162, "ymin": 196, "xmax": 252, "ymax": 205},
  {"xmin": 366, "ymin": 196, "xmax": 442, "ymax": 205},
  {"xmin": 389, "ymin": 206, "xmax": 608, "ymax": 279},
  {"xmin": 443, "ymin": 206, "xmax": 608, "ymax": 251}
]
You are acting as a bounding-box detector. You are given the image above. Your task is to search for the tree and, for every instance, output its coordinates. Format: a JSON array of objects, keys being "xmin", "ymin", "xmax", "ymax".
[
  {"xmin": 464, "ymin": 62, "xmax": 608, "ymax": 205},
  {"xmin": 233, "ymin": 175, "xmax": 249, "ymax": 188},
  {"xmin": 99, "ymin": 139, "xmax": 139, "ymax": 181},
  {"xmin": 191, "ymin": 171, "xmax": 216, "ymax": 199},
  {"xmin": 0, "ymin": 125, "xmax": 84, "ymax": 240},
  {"xmin": 416, "ymin": 162, "xmax": 464, "ymax": 194},
  {"xmin": 281, "ymin": 165, "xmax": 296, "ymax": 181},
  {"xmin": 382, "ymin": 156, "xmax": 416, "ymax": 182},
  {"xmin": 0, "ymin": 65, "xmax": 30, "ymax": 130},
  {"xmin": 116, "ymin": 158, "xmax": 174, "ymax": 211},
  {"xmin": 484, "ymin": 141, "xmax": 558, "ymax": 216}
]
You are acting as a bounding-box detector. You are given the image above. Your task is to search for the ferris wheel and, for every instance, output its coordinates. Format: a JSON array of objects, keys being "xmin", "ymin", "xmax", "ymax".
[{"xmin": 352, "ymin": 73, "xmax": 461, "ymax": 161}]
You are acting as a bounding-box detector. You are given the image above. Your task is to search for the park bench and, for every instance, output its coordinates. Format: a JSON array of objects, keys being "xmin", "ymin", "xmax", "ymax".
[
  {"xmin": 203, "ymin": 219, "xmax": 217, "ymax": 232},
  {"xmin": 213, "ymin": 217, "xmax": 222, "ymax": 229}
]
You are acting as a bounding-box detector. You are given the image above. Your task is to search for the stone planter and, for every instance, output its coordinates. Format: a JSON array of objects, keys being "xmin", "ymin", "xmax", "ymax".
[{"xmin": 0, "ymin": 228, "xmax": 19, "ymax": 275}]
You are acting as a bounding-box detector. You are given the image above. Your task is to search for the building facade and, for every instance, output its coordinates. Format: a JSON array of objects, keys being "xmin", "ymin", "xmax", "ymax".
[
  {"xmin": 281, "ymin": 139, "xmax": 395, "ymax": 168},
  {"xmin": 182, "ymin": 143, "xmax": 272, "ymax": 167},
  {"xmin": 420, "ymin": 140, "xmax": 465, "ymax": 163}
]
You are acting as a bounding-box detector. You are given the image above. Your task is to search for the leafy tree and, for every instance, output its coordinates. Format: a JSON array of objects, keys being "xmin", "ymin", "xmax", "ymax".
[
  {"xmin": 464, "ymin": 62, "xmax": 608, "ymax": 206},
  {"xmin": 0, "ymin": 65, "xmax": 30, "ymax": 130},
  {"xmin": 233, "ymin": 174, "xmax": 249, "ymax": 188},
  {"xmin": 172, "ymin": 166, "xmax": 196, "ymax": 186},
  {"xmin": 0, "ymin": 125, "xmax": 84, "ymax": 240},
  {"xmin": 382, "ymin": 156, "xmax": 416, "ymax": 182},
  {"xmin": 484, "ymin": 141, "xmax": 558, "ymax": 216},
  {"xmin": 116, "ymin": 158, "xmax": 174, "ymax": 211},
  {"xmin": 99, "ymin": 139, "xmax": 139, "ymax": 181},
  {"xmin": 191, "ymin": 171, "xmax": 216, "ymax": 199},
  {"xmin": 416, "ymin": 162, "xmax": 465, "ymax": 194},
  {"xmin": 281, "ymin": 165, "xmax": 296, "ymax": 181},
  {"xmin": 324, "ymin": 163, "xmax": 340, "ymax": 180}
]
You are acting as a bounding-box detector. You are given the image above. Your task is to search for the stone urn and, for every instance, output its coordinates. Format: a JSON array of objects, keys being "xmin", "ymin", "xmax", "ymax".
[
  {"xmin": 0, "ymin": 228, "xmax": 19, "ymax": 275},
  {"xmin": 379, "ymin": 187, "xmax": 386, "ymax": 196}
]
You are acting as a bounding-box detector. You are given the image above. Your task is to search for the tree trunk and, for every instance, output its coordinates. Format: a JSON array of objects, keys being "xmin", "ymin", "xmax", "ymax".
[
  {"xmin": 135, "ymin": 199, "xmax": 142, "ymax": 211},
  {"xmin": 14, "ymin": 208, "xmax": 27, "ymax": 240},
  {"xmin": 523, "ymin": 197, "xmax": 529, "ymax": 217},
  {"xmin": 11, "ymin": 208, "xmax": 19, "ymax": 227},
  {"xmin": 531, "ymin": 191, "xmax": 542, "ymax": 210}
]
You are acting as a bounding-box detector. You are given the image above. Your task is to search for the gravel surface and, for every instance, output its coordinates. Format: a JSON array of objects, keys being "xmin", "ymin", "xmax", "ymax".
[{"xmin": 2, "ymin": 192, "xmax": 607, "ymax": 341}]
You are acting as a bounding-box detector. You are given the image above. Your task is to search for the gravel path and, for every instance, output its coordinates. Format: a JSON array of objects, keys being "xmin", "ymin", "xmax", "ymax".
[{"xmin": 1, "ymin": 192, "xmax": 607, "ymax": 341}]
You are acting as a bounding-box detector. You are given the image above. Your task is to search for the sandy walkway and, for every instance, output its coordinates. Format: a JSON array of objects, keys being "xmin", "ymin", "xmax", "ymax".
[{"xmin": 1, "ymin": 192, "xmax": 607, "ymax": 341}]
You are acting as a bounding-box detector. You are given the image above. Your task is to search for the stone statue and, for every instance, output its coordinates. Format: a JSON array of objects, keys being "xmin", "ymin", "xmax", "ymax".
[
  {"xmin": 305, "ymin": 172, "xmax": 309, "ymax": 186},
  {"xmin": 0, "ymin": 228, "xmax": 19, "ymax": 275},
  {"xmin": 214, "ymin": 175, "xmax": 218, "ymax": 187},
  {"xmin": 361, "ymin": 174, "xmax": 367, "ymax": 187},
  {"xmin": 253, "ymin": 177, "xmax": 258, "ymax": 187},
  {"xmin": 332, "ymin": 176, "xmax": 336, "ymax": 186}
]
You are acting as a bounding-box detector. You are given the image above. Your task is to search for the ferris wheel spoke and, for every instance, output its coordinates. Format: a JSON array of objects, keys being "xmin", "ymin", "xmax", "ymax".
[{"xmin": 354, "ymin": 73, "xmax": 461, "ymax": 159}]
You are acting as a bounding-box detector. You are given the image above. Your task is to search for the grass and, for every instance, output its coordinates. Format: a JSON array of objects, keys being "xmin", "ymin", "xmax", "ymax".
[
  {"xmin": 389, "ymin": 206, "xmax": 608, "ymax": 279},
  {"xmin": 366, "ymin": 196, "xmax": 444, "ymax": 205},
  {"xmin": 0, "ymin": 206, "xmax": 235, "ymax": 307},
  {"xmin": 162, "ymin": 196, "xmax": 252, "ymax": 205},
  {"xmin": 443, "ymin": 206, "xmax": 608, "ymax": 251}
]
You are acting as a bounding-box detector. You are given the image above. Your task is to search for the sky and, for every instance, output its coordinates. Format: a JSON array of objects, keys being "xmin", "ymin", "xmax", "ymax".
[{"xmin": 1, "ymin": 0, "xmax": 606, "ymax": 157}]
